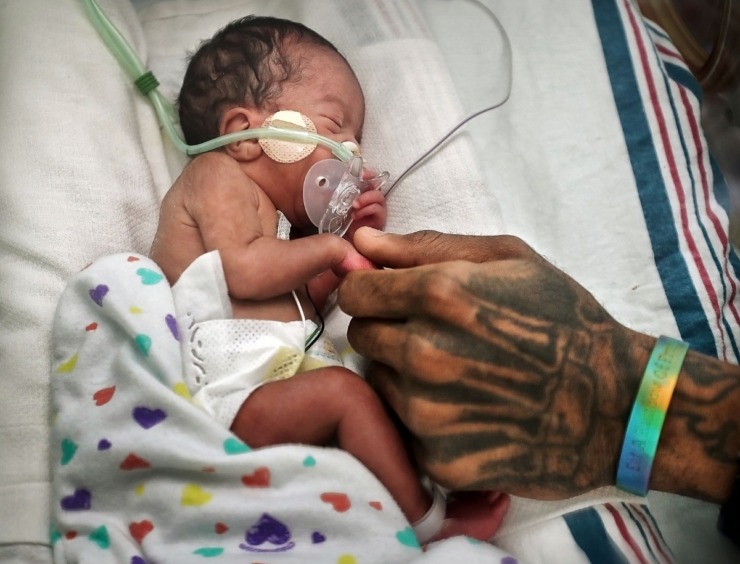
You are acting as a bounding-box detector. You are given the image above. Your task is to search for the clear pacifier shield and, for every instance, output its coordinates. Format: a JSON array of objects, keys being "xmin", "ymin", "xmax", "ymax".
[{"xmin": 303, "ymin": 159, "xmax": 346, "ymax": 228}]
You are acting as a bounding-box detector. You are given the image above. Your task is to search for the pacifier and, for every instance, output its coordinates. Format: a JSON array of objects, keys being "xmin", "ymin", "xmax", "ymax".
[{"xmin": 303, "ymin": 153, "xmax": 389, "ymax": 236}]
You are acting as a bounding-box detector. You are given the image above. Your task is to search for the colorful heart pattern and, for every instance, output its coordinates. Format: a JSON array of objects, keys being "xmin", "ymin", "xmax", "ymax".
[
  {"xmin": 320, "ymin": 492, "xmax": 351, "ymax": 513},
  {"xmin": 129, "ymin": 520, "xmax": 154, "ymax": 543},
  {"xmin": 241, "ymin": 467, "xmax": 270, "ymax": 488},
  {"xmin": 60, "ymin": 438, "xmax": 77, "ymax": 466},
  {"xmin": 56, "ymin": 354, "xmax": 78, "ymax": 374},
  {"xmin": 240, "ymin": 513, "xmax": 295, "ymax": 553},
  {"xmin": 395, "ymin": 526, "xmax": 420, "ymax": 548},
  {"xmin": 223, "ymin": 437, "xmax": 250, "ymax": 455},
  {"xmin": 60, "ymin": 488, "xmax": 91, "ymax": 511},
  {"xmin": 165, "ymin": 314, "xmax": 179, "ymax": 341},
  {"xmin": 181, "ymin": 484, "xmax": 212, "ymax": 506},
  {"xmin": 55, "ymin": 254, "xmax": 415, "ymax": 559},
  {"xmin": 93, "ymin": 386, "xmax": 115, "ymax": 406},
  {"xmin": 132, "ymin": 406, "xmax": 166, "ymax": 429},
  {"xmin": 134, "ymin": 334, "xmax": 152, "ymax": 356},
  {"xmin": 120, "ymin": 453, "xmax": 151, "ymax": 471},
  {"xmin": 136, "ymin": 268, "xmax": 164, "ymax": 285},
  {"xmin": 89, "ymin": 284, "xmax": 109, "ymax": 307},
  {"xmin": 88, "ymin": 525, "xmax": 110, "ymax": 549}
]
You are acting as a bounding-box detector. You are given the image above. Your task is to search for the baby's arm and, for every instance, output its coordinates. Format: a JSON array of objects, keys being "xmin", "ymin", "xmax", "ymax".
[{"xmin": 185, "ymin": 153, "xmax": 368, "ymax": 301}]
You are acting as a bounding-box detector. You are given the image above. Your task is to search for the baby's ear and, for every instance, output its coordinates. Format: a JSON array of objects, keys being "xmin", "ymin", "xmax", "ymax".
[{"xmin": 219, "ymin": 107, "xmax": 263, "ymax": 162}]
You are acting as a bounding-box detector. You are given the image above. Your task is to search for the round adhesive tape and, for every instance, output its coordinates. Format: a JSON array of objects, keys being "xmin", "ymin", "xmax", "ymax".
[{"xmin": 259, "ymin": 110, "xmax": 317, "ymax": 163}]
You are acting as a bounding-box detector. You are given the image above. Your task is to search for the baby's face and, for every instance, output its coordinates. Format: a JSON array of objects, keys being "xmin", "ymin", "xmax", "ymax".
[{"xmin": 248, "ymin": 47, "xmax": 366, "ymax": 227}]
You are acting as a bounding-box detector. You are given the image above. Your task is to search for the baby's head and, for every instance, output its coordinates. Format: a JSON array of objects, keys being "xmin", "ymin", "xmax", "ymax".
[{"xmin": 178, "ymin": 16, "xmax": 366, "ymax": 225}]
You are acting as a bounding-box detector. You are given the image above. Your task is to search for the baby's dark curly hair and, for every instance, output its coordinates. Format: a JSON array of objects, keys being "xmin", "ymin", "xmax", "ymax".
[{"xmin": 178, "ymin": 15, "xmax": 344, "ymax": 145}]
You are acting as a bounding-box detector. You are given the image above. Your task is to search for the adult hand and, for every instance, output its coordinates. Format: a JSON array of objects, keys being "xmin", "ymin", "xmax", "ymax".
[{"xmin": 337, "ymin": 228, "xmax": 656, "ymax": 500}]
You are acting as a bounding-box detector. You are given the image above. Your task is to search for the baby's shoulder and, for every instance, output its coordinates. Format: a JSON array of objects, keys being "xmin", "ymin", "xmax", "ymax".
[
  {"xmin": 184, "ymin": 151, "xmax": 243, "ymax": 183},
  {"xmin": 175, "ymin": 152, "xmax": 256, "ymax": 198}
]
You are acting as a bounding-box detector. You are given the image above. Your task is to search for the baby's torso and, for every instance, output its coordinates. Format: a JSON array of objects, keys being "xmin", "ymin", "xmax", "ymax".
[{"xmin": 150, "ymin": 155, "xmax": 313, "ymax": 323}]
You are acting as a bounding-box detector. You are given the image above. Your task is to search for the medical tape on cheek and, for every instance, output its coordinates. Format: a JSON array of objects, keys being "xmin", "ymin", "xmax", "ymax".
[{"xmin": 259, "ymin": 110, "xmax": 318, "ymax": 163}]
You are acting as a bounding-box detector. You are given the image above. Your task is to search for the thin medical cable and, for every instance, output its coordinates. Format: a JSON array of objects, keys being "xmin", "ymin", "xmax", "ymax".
[
  {"xmin": 385, "ymin": 0, "xmax": 512, "ymax": 196},
  {"xmin": 292, "ymin": 287, "xmax": 326, "ymax": 352},
  {"xmin": 303, "ymin": 285, "xmax": 325, "ymax": 352},
  {"xmin": 291, "ymin": 289, "xmax": 307, "ymax": 328}
]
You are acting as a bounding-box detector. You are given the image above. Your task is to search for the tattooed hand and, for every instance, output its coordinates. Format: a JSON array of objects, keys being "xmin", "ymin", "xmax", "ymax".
[{"xmin": 338, "ymin": 228, "xmax": 740, "ymax": 503}]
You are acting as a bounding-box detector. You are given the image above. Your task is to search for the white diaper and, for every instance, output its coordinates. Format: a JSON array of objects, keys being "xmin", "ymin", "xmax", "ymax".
[{"xmin": 171, "ymin": 251, "xmax": 342, "ymax": 428}]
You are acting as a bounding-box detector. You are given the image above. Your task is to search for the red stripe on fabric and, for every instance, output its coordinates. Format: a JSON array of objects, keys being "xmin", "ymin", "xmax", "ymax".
[
  {"xmin": 679, "ymin": 86, "xmax": 740, "ymax": 355},
  {"xmin": 624, "ymin": 0, "xmax": 725, "ymax": 346},
  {"xmin": 630, "ymin": 505, "xmax": 675, "ymax": 563},
  {"xmin": 656, "ymin": 44, "xmax": 684, "ymax": 63},
  {"xmin": 604, "ymin": 503, "xmax": 649, "ymax": 564}
]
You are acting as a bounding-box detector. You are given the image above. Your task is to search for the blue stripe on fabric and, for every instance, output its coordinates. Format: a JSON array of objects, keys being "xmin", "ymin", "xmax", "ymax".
[
  {"xmin": 661, "ymin": 48, "xmax": 740, "ymax": 343},
  {"xmin": 621, "ymin": 503, "xmax": 660, "ymax": 563},
  {"xmin": 657, "ymin": 52, "xmax": 740, "ymax": 359},
  {"xmin": 638, "ymin": 504, "xmax": 676, "ymax": 559},
  {"xmin": 563, "ymin": 507, "xmax": 629, "ymax": 564},
  {"xmin": 663, "ymin": 63, "xmax": 702, "ymax": 102},
  {"xmin": 591, "ymin": 0, "xmax": 718, "ymax": 356},
  {"xmin": 644, "ymin": 20, "xmax": 670, "ymax": 40},
  {"xmin": 707, "ymin": 158, "xmax": 740, "ymax": 288}
]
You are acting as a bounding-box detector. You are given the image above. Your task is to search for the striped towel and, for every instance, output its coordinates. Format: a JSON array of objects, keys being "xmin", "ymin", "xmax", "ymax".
[
  {"xmin": 594, "ymin": 0, "xmax": 740, "ymax": 362},
  {"xmin": 496, "ymin": 501, "xmax": 674, "ymax": 563}
]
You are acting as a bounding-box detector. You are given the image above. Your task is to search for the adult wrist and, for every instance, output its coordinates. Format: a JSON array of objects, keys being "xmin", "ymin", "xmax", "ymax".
[{"xmin": 616, "ymin": 336, "xmax": 688, "ymax": 496}]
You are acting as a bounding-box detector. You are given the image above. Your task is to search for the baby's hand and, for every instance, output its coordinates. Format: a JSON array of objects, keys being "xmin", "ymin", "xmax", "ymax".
[{"xmin": 347, "ymin": 189, "xmax": 387, "ymax": 241}]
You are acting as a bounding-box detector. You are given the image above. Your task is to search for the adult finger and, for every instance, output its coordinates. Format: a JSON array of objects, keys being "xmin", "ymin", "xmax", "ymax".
[
  {"xmin": 351, "ymin": 228, "xmax": 536, "ymax": 268},
  {"xmin": 340, "ymin": 256, "xmax": 492, "ymax": 320}
]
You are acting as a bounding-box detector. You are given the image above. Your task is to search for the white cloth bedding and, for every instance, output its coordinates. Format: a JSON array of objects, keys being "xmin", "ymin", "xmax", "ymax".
[{"xmin": 1, "ymin": 0, "xmax": 739, "ymax": 561}]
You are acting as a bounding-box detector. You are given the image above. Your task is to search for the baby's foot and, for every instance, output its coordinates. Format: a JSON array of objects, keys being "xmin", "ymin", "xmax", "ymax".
[{"xmin": 431, "ymin": 490, "xmax": 510, "ymax": 543}]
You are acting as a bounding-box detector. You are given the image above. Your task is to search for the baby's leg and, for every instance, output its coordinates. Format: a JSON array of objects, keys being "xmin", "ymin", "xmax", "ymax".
[
  {"xmin": 432, "ymin": 490, "xmax": 511, "ymax": 543},
  {"xmin": 231, "ymin": 367, "xmax": 509, "ymax": 542},
  {"xmin": 231, "ymin": 366, "xmax": 431, "ymax": 523}
]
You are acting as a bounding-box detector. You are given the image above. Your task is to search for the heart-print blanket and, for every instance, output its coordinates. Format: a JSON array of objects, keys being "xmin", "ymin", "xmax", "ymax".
[{"xmin": 48, "ymin": 253, "xmax": 510, "ymax": 563}]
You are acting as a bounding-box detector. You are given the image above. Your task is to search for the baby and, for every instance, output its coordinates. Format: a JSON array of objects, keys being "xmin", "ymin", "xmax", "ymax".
[{"xmin": 150, "ymin": 15, "xmax": 509, "ymax": 544}]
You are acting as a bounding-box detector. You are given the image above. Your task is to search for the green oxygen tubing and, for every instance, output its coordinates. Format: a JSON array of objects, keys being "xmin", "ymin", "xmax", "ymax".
[{"xmin": 81, "ymin": 0, "xmax": 354, "ymax": 161}]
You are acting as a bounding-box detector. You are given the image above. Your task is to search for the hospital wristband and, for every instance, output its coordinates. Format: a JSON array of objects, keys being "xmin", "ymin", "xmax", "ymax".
[{"xmin": 616, "ymin": 335, "xmax": 689, "ymax": 496}]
